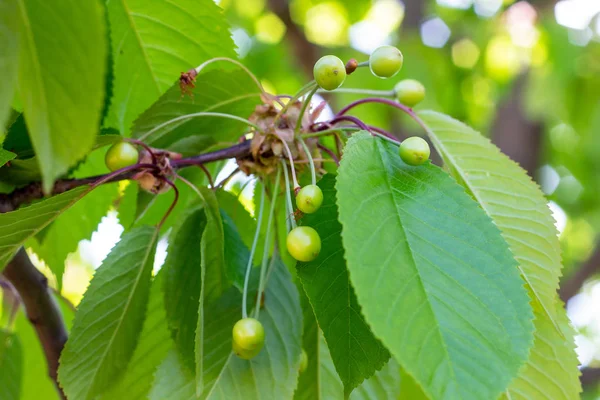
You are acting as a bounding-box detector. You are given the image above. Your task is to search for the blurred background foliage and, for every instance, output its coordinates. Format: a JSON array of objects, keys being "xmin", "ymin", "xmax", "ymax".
[{"xmin": 5, "ymin": 0, "xmax": 600, "ymax": 397}]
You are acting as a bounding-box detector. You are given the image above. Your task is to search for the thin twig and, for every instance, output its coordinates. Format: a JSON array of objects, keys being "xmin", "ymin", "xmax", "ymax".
[{"xmin": 317, "ymin": 143, "xmax": 340, "ymax": 166}]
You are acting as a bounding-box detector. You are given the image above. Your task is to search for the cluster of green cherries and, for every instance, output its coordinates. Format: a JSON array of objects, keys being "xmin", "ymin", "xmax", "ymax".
[
  {"xmin": 314, "ymin": 45, "xmax": 431, "ymax": 166},
  {"xmin": 102, "ymin": 46, "xmax": 431, "ymax": 364}
]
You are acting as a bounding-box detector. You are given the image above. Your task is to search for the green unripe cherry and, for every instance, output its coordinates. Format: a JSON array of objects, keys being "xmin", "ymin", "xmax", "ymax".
[
  {"xmin": 399, "ymin": 137, "xmax": 430, "ymax": 166},
  {"xmin": 286, "ymin": 226, "xmax": 321, "ymax": 262},
  {"xmin": 232, "ymin": 318, "xmax": 265, "ymax": 360},
  {"xmin": 299, "ymin": 349, "xmax": 308, "ymax": 373},
  {"xmin": 369, "ymin": 45, "xmax": 403, "ymax": 78},
  {"xmin": 313, "ymin": 55, "xmax": 346, "ymax": 91},
  {"xmin": 394, "ymin": 79, "xmax": 426, "ymax": 107},
  {"xmin": 105, "ymin": 141, "xmax": 139, "ymax": 172},
  {"xmin": 296, "ymin": 185, "xmax": 324, "ymax": 214}
]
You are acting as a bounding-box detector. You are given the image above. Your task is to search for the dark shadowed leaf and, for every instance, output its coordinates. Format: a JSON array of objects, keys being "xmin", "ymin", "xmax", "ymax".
[{"xmin": 297, "ymin": 174, "xmax": 389, "ymax": 396}]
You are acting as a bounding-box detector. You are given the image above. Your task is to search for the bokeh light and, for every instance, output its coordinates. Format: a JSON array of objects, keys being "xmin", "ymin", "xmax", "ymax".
[{"xmin": 420, "ymin": 17, "xmax": 452, "ymax": 48}]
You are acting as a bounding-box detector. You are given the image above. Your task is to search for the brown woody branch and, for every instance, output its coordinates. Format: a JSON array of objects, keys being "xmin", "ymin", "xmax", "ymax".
[
  {"xmin": 0, "ymin": 140, "xmax": 252, "ymax": 213},
  {"xmin": 2, "ymin": 248, "xmax": 68, "ymax": 400}
]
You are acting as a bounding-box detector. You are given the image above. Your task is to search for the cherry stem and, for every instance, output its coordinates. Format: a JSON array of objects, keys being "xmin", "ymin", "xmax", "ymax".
[
  {"xmin": 138, "ymin": 112, "xmax": 261, "ymax": 142},
  {"xmin": 242, "ymin": 184, "xmax": 266, "ymax": 319},
  {"xmin": 294, "ymin": 86, "xmax": 318, "ymax": 136},
  {"xmin": 274, "ymin": 81, "xmax": 317, "ymax": 126},
  {"xmin": 329, "ymin": 115, "xmax": 370, "ymax": 132},
  {"xmin": 125, "ymin": 138, "xmax": 157, "ymax": 165},
  {"xmin": 193, "ymin": 57, "xmax": 270, "ymax": 101},
  {"xmin": 317, "ymin": 88, "xmax": 395, "ymax": 97},
  {"xmin": 197, "ymin": 164, "xmax": 214, "ymax": 188},
  {"xmin": 157, "ymin": 177, "xmax": 179, "ymax": 229},
  {"xmin": 281, "ymin": 160, "xmax": 297, "ymax": 230},
  {"xmin": 274, "ymin": 134, "xmax": 299, "ymax": 189},
  {"xmin": 91, "ymin": 163, "xmax": 158, "ymax": 189},
  {"xmin": 254, "ymin": 169, "xmax": 281, "ymax": 319},
  {"xmin": 215, "ymin": 167, "xmax": 240, "ymax": 190},
  {"xmin": 299, "ymin": 139, "xmax": 316, "ymax": 185},
  {"xmin": 317, "ymin": 143, "xmax": 340, "ymax": 166},
  {"xmin": 335, "ymin": 97, "xmax": 429, "ymax": 133},
  {"xmin": 302, "ymin": 127, "xmax": 359, "ymax": 139}
]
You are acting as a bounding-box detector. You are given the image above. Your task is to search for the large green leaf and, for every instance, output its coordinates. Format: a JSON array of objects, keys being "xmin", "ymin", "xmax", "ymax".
[
  {"xmin": 0, "ymin": 330, "xmax": 22, "ymax": 400},
  {"xmin": 0, "ymin": 0, "xmax": 19, "ymax": 132},
  {"xmin": 336, "ymin": 132, "xmax": 534, "ymax": 400},
  {"xmin": 0, "ymin": 187, "xmax": 90, "ymax": 273},
  {"xmin": 16, "ymin": 0, "xmax": 107, "ymax": 192},
  {"xmin": 131, "ymin": 69, "xmax": 260, "ymax": 150},
  {"xmin": 197, "ymin": 256, "xmax": 302, "ymax": 399},
  {"xmin": 163, "ymin": 205, "xmax": 207, "ymax": 371},
  {"xmin": 417, "ymin": 111, "xmax": 581, "ymax": 399},
  {"xmin": 297, "ymin": 174, "xmax": 389, "ymax": 396},
  {"xmin": 101, "ymin": 272, "xmax": 171, "ymax": 400},
  {"xmin": 105, "ymin": 0, "xmax": 237, "ymax": 135},
  {"xmin": 58, "ymin": 226, "xmax": 158, "ymax": 400},
  {"xmin": 221, "ymin": 209, "xmax": 251, "ymax": 289}
]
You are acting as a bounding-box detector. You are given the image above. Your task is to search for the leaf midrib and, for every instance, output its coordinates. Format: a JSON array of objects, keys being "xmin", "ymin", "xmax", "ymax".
[
  {"xmin": 372, "ymin": 138, "xmax": 458, "ymax": 399},
  {"xmin": 420, "ymin": 112, "xmax": 564, "ymax": 338},
  {"xmin": 85, "ymin": 227, "xmax": 158, "ymax": 398}
]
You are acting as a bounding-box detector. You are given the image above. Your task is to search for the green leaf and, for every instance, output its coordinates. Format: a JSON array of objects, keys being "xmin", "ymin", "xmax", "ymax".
[
  {"xmin": 297, "ymin": 174, "xmax": 390, "ymax": 396},
  {"xmin": 398, "ymin": 368, "xmax": 428, "ymax": 400},
  {"xmin": 0, "ymin": 187, "xmax": 90, "ymax": 273},
  {"xmin": 163, "ymin": 205, "xmax": 207, "ymax": 371},
  {"xmin": 105, "ymin": 0, "xmax": 238, "ymax": 135},
  {"xmin": 58, "ymin": 226, "xmax": 158, "ymax": 400},
  {"xmin": 336, "ymin": 132, "xmax": 534, "ymax": 400},
  {"xmin": 197, "ymin": 256, "xmax": 302, "ymax": 399},
  {"xmin": 100, "ymin": 272, "xmax": 171, "ymax": 400},
  {"xmin": 416, "ymin": 111, "xmax": 581, "ymax": 399},
  {"xmin": 0, "ymin": 149, "xmax": 16, "ymax": 168},
  {"xmin": 16, "ymin": 0, "xmax": 107, "ymax": 192},
  {"xmin": 0, "ymin": 0, "xmax": 19, "ymax": 131},
  {"xmin": 149, "ymin": 349, "xmax": 196, "ymax": 400},
  {"xmin": 0, "ymin": 330, "xmax": 22, "ymax": 400},
  {"xmin": 131, "ymin": 69, "xmax": 260, "ymax": 150}
]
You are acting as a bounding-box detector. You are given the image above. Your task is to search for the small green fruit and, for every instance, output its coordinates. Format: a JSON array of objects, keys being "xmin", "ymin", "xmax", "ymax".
[
  {"xmin": 296, "ymin": 185, "xmax": 324, "ymax": 214},
  {"xmin": 399, "ymin": 137, "xmax": 430, "ymax": 166},
  {"xmin": 314, "ymin": 55, "xmax": 346, "ymax": 91},
  {"xmin": 105, "ymin": 141, "xmax": 139, "ymax": 172},
  {"xmin": 286, "ymin": 226, "xmax": 321, "ymax": 262},
  {"xmin": 369, "ymin": 46, "xmax": 403, "ymax": 78},
  {"xmin": 299, "ymin": 349, "xmax": 308, "ymax": 373},
  {"xmin": 232, "ymin": 318, "xmax": 265, "ymax": 360},
  {"xmin": 394, "ymin": 79, "xmax": 426, "ymax": 107}
]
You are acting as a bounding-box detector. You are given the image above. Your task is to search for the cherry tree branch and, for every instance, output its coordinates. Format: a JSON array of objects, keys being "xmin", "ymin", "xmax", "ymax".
[
  {"xmin": 559, "ymin": 243, "xmax": 600, "ymax": 303},
  {"xmin": 0, "ymin": 140, "xmax": 252, "ymax": 213},
  {"xmin": 2, "ymin": 248, "xmax": 68, "ymax": 400}
]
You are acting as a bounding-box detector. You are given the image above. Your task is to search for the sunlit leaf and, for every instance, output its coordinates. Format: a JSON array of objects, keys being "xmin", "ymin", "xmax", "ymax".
[
  {"xmin": 297, "ymin": 174, "xmax": 389, "ymax": 396},
  {"xmin": 16, "ymin": 0, "xmax": 107, "ymax": 192},
  {"xmin": 58, "ymin": 226, "xmax": 158, "ymax": 400},
  {"xmin": 416, "ymin": 111, "xmax": 581, "ymax": 399},
  {"xmin": 336, "ymin": 132, "xmax": 534, "ymax": 400}
]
